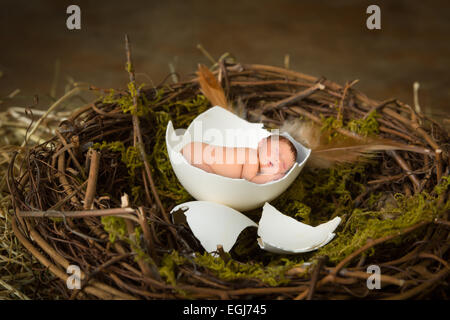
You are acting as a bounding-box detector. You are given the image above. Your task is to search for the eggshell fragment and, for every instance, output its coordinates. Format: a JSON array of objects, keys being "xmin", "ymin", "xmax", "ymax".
[
  {"xmin": 257, "ymin": 203, "xmax": 341, "ymax": 254},
  {"xmin": 166, "ymin": 106, "xmax": 311, "ymax": 211},
  {"xmin": 170, "ymin": 201, "xmax": 258, "ymax": 253}
]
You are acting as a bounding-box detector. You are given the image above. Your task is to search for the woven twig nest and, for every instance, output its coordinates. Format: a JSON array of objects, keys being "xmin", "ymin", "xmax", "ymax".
[{"xmin": 7, "ymin": 61, "xmax": 449, "ymax": 300}]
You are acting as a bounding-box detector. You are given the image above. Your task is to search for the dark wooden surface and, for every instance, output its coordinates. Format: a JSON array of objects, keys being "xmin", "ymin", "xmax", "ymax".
[{"xmin": 0, "ymin": 0, "xmax": 448, "ymax": 121}]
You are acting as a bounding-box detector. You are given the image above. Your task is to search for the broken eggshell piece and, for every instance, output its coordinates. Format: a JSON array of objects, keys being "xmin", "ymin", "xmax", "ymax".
[
  {"xmin": 257, "ymin": 203, "xmax": 341, "ymax": 254},
  {"xmin": 171, "ymin": 201, "xmax": 340, "ymax": 255},
  {"xmin": 165, "ymin": 106, "xmax": 311, "ymax": 211},
  {"xmin": 170, "ymin": 201, "xmax": 258, "ymax": 253}
]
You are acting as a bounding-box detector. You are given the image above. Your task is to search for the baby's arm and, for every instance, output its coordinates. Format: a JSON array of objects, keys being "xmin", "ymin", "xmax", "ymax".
[
  {"xmin": 241, "ymin": 148, "xmax": 259, "ymax": 181},
  {"xmin": 181, "ymin": 142, "xmax": 214, "ymax": 173},
  {"xmin": 241, "ymin": 149, "xmax": 285, "ymax": 184},
  {"xmin": 249, "ymin": 172, "xmax": 285, "ymax": 184}
]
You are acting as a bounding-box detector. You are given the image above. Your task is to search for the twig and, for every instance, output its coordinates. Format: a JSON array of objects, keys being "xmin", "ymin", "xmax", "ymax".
[
  {"xmin": 435, "ymin": 149, "xmax": 443, "ymax": 182},
  {"xmin": 413, "ymin": 82, "xmax": 421, "ymax": 113},
  {"xmin": 124, "ymin": 34, "xmax": 173, "ymax": 229},
  {"xmin": 330, "ymin": 221, "xmax": 429, "ymax": 278},
  {"xmin": 384, "ymin": 268, "xmax": 449, "ymax": 300},
  {"xmin": 55, "ymin": 130, "xmax": 86, "ymax": 179},
  {"xmin": 307, "ymin": 256, "xmax": 328, "ymax": 300},
  {"xmin": 196, "ymin": 44, "xmax": 217, "ymax": 65},
  {"xmin": 216, "ymin": 245, "xmax": 230, "ymax": 264},
  {"xmin": 384, "ymin": 106, "xmax": 441, "ymax": 151},
  {"xmin": 363, "ymin": 98, "xmax": 396, "ymax": 119},
  {"xmin": 337, "ymin": 80, "xmax": 358, "ymax": 121},
  {"xmin": 266, "ymin": 82, "xmax": 325, "ymax": 110},
  {"xmin": 434, "ymin": 218, "xmax": 450, "ymax": 228},
  {"xmin": 17, "ymin": 207, "xmax": 137, "ymax": 220},
  {"xmin": 83, "ymin": 149, "xmax": 100, "ymax": 210},
  {"xmin": 387, "ymin": 150, "xmax": 420, "ymax": 192},
  {"xmin": 21, "ymin": 87, "xmax": 86, "ymax": 147},
  {"xmin": 338, "ymin": 269, "xmax": 405, "ymax": 287}
]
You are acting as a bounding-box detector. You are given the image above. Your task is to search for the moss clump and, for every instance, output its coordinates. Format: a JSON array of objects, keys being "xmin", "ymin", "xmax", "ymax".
[
  {"xmin": 101, "ymin": 216, "xmax": 152, "ymax": 264},
  {"xmin": 93, "ymin": 140, "xmax": 125, "ymax": 154},
  {"xmin": 271, "ymin": 160, "xmax": 448, "ymax": 265},
  {"xmin": 157, "ymin": 251, "xmax": 304, "ymax": 287},
  {"xmin": 347, "ymin": 110, "xmax": 380, "ymax": 136},
  {"xmin": 98, "ymin": 88, "xmax": 209, "ymax": 202},
  {"xmin": 316, "ymin": 176, "xmax": 449, "ymax": 263},
  {"xmin": 321, "ymin": 110, "xmax": 380, "ymax": 137},
  {"xmin": 321, "ymin": 115, "xmax": 343, "ymax": 133},
  {"xmin": 159, "ymin": 250, "xmax": 187, "ymax": 286},
  {"xmin": 293, "ymin": 202, "xmax": 312, "ymax": 225},
  {"xmin": 101, "ymin": 216, "xmax": 127, "ymax": 243},
  {"xmin": 144, "ymin": 94, "xmax": 210, "ymax": 203},
  {"xmin": 101, "ymin": 84, "xmax": 152, "ymax": 116},
  {"xmin": 433, "ymin": 175, "xmax": 450, "ymax": 199},
  {"xmin": 93, "ymin": 141, "xmax": 143, "ymax": 178},
  {"xmin": 131, "ymin": 185, "xmax": 142, "ymax": 204},
  {"xmin": 123, "ymin": 146, "xmax": 143, "ymax": 177},
  {"xmin": 193, "ymin": 253, "xmax": 302, "ymax": 286},
  {"xmin": 272, "ymin": 162, "xmax": 370, "ymax": 224}
]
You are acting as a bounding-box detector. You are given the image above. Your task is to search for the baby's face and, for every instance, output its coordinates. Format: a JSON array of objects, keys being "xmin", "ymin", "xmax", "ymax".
[{"xmin": 258, "ymin": 137, "xmax": 296, "ymax": 175}]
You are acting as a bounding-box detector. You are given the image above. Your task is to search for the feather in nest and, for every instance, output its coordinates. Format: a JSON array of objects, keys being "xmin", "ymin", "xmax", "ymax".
[
  {"xmin": 281, "ymin": 118, "xmax": 430, "ymax": 168},
  {"xmin": 196, "ymin": 64, "xmax": 429, "ymax": 168},
  {"xmin": 196, "ymin": 64, "xmax": 232, "ymax": 112}
]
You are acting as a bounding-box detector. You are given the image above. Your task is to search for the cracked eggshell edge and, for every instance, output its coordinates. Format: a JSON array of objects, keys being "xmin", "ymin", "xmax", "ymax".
[
  {"xmin": 170, "ymin": 201, "xmax": 258, "ymax": 253},
  {"xmin": 257, "ymin": 202, "xmax": 341, "ymax": 254}
]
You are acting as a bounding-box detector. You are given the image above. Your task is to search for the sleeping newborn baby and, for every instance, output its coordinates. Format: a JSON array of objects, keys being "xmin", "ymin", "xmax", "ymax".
[{"xmin": 181, "ymin": 135, "xmax": 297, "ymax": 184}]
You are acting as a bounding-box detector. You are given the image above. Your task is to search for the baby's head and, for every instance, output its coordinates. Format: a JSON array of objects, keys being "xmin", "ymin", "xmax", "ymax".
[{"xmin": 257, "ymin": 135, "xmax": 297, "ymax": 175}]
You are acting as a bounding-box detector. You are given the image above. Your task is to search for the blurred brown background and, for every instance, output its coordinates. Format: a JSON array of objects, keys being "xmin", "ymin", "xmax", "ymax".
[{"xmin": 0, "ymin": 0, "xmax": 448, "ymax": 120}]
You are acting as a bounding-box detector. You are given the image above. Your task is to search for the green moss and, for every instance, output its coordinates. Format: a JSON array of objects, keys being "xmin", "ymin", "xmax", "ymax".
[
  {"xmin": 347, "ymin": 110, "xmax": 380, "ymax": 136},
  {"xmin": 101, "ymin": 216, "xmax": 127, "ymax": 243},
  {"xmin": 131, "ymin": 186, "xmax": 142, "ymax": 204},
  {"xmin": 144, "ymin": 94, "xmax": 210, "ymax": 202},
  {"xmin": 434, "ymin": 175, "xmax": 450, "ymax": 196},
  {"xmin": 193, "ymin": 253, "xmax": 302, "ymax": 286},
  {"xmin": 321, "ymin": 115, "xmax": 343, "ymax": 132},
  {"xmin": 367, "ymin": 192, "xmax": 383, "ymax": 208},
  {"xmin": 271, "ymin": 158, "xmax": 449, "ymax": 265},
  {"xmin": 316, "ymin": 176, "xmax": 449, "ymax": 263},
  {"xmin": 125, "ymin": 62, "xmax": 132, "ymax": 74},
  {"xmin": 93, "ymin": 140, "xmax": 126, "ymax": 154},
  {"xmin": 101, "ymin": 83, "xmax": 150, "ymax": 116},
  {"xmin": 272, "ymin": 162, "xmax": 369, "ymax": 224},
  {"xmin": 93, "ymin": 141, "xmax": 142, "ymax": 177},
  {"xmin": 320, "ymin": 110, "xmax": 380, "ymax": 137},
  {"xmin": 293, "ymin": 202, "xmax": 312, "ymax": 225},
  {"xmin": 124, "ymin": 146, "xmax": 143, "ymax": 177},
  {"xmin": 159, "ymin": 250, "xmax": 187, "ymax": 286},
  {"xmin": 101, "ymin": 216, "xmax": 153, "ymax": 265},
  {"xmin": 157, "ymin": 251, "xmax": 304, "ymax": 287}
]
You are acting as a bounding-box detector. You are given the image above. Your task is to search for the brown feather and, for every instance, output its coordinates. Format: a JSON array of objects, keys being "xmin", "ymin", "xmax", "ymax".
[
  {"xmin": 281, "ymin": 118, "xmax": 430, "ymax": 168},
  {"xmin": 196, "ymin": 64, "xmax": 232, "ymax": 111}
]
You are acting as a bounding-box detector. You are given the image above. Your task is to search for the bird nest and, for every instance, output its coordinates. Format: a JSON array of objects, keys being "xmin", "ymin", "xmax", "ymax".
[{"xmin": 6, "ymin": 57, "xmax": 449, "ymax": 300}]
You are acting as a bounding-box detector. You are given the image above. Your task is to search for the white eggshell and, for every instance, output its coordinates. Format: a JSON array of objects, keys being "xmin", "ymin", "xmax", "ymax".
[
  {"xmin": 171, "ymin": 201, "xmax": 258, "ymax": 253},
  {"xmin": 165, "ymin": 106, "xmax": 311, "ymax": 211},
  {"xmin": 257, "ymin": 203, "xmax": 341, "ymax": 254}
]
